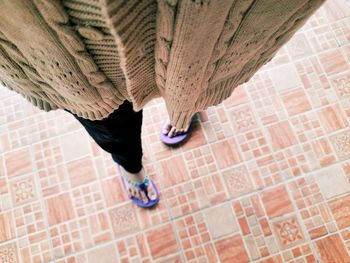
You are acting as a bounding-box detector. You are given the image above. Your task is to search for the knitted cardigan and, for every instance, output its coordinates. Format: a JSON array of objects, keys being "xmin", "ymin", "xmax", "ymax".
[{"xmin": 0, "ymin": 0, "xmax": 325, "ymax": 129}]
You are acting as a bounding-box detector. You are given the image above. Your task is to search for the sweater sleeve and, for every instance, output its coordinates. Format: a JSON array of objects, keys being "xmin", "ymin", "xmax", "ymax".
[{"xmin": 158, "ymin": 0, "xmax": 233, "ymax": 129}]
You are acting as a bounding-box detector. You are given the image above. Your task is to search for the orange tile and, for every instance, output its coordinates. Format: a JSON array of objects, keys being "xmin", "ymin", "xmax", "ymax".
[
  {"xmin": 182, "ymin": 121, "xmax": 206, "ymax": 150},
  {"xmin": 211, "ymin": 138, "xmax": 242, "ymax": 168},
  {"xmin": 318, "ymin": 104, "xmax": 347, "ymax": 132},
  {"xmin": 0, "ymin": 211, "xmax": 14, "ymax": 242},
  {"xmin": 224, "ymin": 86, "xmax": 249, "ymax": 107},
  {"xmin": 261, "ymin": 186, "xmax": 294, "ymax": 218},
  {"xmin": 160, "ymin": 155, "xmax": 189, "ymax": 188},
  {"xmin": 309, "ymin": 226, "xmax": 328, "ymax": 239},
  {"xmin": 215, "ymin": 234, "xmax": 249, "ymax": 263},
  {"xmin": 282, "ymin": 89, "xmax": 311, "ymax": 116},
  {"xmin": 315, "ymin": 234, "xmax": 350, "ymax": 263},
  {"xmin": 46, "ymin": 193, "xmax": 75, "ymax": 226},
  {"xmin": 319, "ymin": 49, "xmax": 349, "ymax": 76},
  {"xmin": 4, "ymin": 148, "xmax": 33, "ymax": 177},
  {"xmin": 67, "ymin": 156, "xmax": 96, "ymax": 188},
  {"xmin": 101, "ymin": 176, "xmax": 127, "ymax": 207},
  {"xmin": 146, "ymin": 224, "xmax": 179, "ymax": 260},
  {"xmin": 267, "ymin": 121, "xmax": 297, "ymax": 150},
  {"xmin": 329, "ymin": 194, "xmax": 350, "ymax": 229}
]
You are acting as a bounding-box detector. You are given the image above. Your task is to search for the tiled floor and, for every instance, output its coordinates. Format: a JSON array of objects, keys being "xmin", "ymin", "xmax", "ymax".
[{"xmin": 1, "ymin": 1, "xmax": 350, "ymax": 262}]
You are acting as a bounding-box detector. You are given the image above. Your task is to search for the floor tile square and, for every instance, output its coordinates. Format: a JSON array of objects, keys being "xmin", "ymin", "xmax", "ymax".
[
  {"xmin": 328, "ymin": 194, "xmax": 350, "ymax": 229},
  {"xmin": 211, "ymin": 138, "xmax": 242, "ymax": 168},
  {"xmin": 146, "ymin": 223, "xmax": 179, "ymax": 260},
  {"xmin": 315, "ymin": 165, "xmax": 350, "ymax": 199},
  {"xmin": 215, "ymin": 234, "xmax": 249, "ymax": 263},
  {"xmin": 204, "ymin": 203, "xmax": 239, "ymax": 239},
  {"xmin": 267, "ymin": 121, "xmax": 297, "ymax": 150},
  {"xmin": 261, "ymin": 185, "xmax": 294, "ymax": 219},
  {"xmin": 315, "ymin": 234, "xmax": 350, "ymax": 263},
  {"xmin": 109, "ymin": 203, "xmax": 139, "ymax": 237},
  {"xmin": 46, "ymin": 193, "xmax": 75, "ymax": 226}
]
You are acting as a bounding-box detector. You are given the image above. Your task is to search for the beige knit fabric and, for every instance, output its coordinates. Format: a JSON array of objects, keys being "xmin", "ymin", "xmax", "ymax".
[{"xmin": 0, "ymin": 0, "xmax": 325, "ymax": 128}]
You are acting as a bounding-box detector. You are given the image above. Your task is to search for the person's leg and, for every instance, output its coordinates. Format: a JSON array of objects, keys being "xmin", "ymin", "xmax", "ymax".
[
  {"xmin": 70, "ymin": 100, "xmax": 142, "ymax": 173},
  {"xmin": 67, "ymin": 100, "xmax": 156, "ymax": 203}
]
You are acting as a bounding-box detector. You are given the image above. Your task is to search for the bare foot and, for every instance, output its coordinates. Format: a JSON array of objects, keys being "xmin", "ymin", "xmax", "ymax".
[
  {"xmin": 119, "ymin": 166, "xmax": 157, "ymax": 203},
  {"xmin": 161, "ymin": 117, "xmax": 189, "ymax": 138}
]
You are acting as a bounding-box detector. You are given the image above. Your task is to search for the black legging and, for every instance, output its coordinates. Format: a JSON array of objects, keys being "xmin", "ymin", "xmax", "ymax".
[{"xmin": 67, "ymin": 100, "xmax": 143, "ymax": 173}]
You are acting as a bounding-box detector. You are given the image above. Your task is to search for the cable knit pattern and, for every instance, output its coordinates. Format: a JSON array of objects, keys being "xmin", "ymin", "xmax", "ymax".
[{"xmin": 0, "ymin": 0, "xmax": 325, "ymax": 128}]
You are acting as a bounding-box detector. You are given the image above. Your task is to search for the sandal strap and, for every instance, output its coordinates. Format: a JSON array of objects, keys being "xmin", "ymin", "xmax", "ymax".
[{"xmin": 120, "ymin": 169, "xmax": 150, "ymax": 190}]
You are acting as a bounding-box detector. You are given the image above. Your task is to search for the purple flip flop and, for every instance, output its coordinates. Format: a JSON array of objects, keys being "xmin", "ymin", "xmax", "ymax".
[
  {"xmin": 160, "ymin": 116, "xmax": 195, "ymax": 145},
  {"xmin": 117, "ymin": 165, "xmax": 159, "ymax": 208}
]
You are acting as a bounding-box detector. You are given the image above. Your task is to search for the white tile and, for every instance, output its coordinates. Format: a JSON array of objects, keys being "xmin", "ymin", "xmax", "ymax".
[
  {"xmin": 315, "ymin": 165, "xmax": 350, "ymax": 199},
  {"xmin": 268, "ymin": 63, "xmax": 302, "ymax": 92},
  {"xmin": 60, "ymin": 131, "xmax": 90, "ymax": 162},
  {"xmin": 204, "ymin": 203, "xmax": 238, "ymax": 239}
]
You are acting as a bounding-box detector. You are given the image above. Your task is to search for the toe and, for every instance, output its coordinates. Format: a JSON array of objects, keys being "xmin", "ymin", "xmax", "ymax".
[
  {"xmin": 168, "ymin": 126, "xmax": 176, "ymax": 138},
  {"xmin": 161, "ymin": 119, "xmax": 171, "ymax": 134},
  {"xmin": 140, "ymin": 191, "xmax": 148, "ymax": 204},
  {"xmin": 127, "ymin": 187, "xmax": 132, "ymax": 198},
  {"xmin": 131, "ymin": 188, "xmax": 137, "ymax": 198},
  {"xmin": 134, "ymin": 189, "xmax": 141, "ymax": 200},
  {"xmin": 147, "ymin": 184, "xmax": 157, "ymax": 201}
]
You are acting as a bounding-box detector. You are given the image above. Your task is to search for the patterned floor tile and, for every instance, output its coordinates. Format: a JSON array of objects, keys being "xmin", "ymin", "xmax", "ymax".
[
  {"xmin": 228, "ymin": 104, "xmax": 258, "ymax": 134},
  {"xmin": 0, "ymin": 243, "xmax": 19, "ymax": 263},
  {"xmin": 329, "ymin": 128, "xmax": 350, "ymax": 161},
  {"xmin": 0, "ymin": 1, "xmax": 350, "ymax": 262},
  {"xmin": 271, "ymin": 215, "xmax": 305, "ymax": 249},
  {"xmin": 9, "ymin": 175, "xmax": 37, "ymax": 206},
  {"xmin": 108, "ymin": 205, "xmax": 139, "ymax": 239},
  {"xmin": 222, "ymin": 164, "xmax": 254, "ymax": 198},
  {"xmin": 285, "ymin": 32, "xmax": 314, "ymax": 60}
]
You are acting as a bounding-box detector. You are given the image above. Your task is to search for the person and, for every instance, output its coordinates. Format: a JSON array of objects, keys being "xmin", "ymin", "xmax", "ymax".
[{"xmin": 0, "ymin": 0, "xmax": 325, "ymax": 208}]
